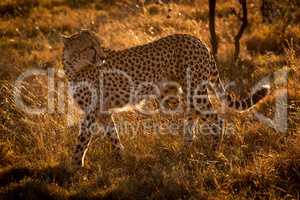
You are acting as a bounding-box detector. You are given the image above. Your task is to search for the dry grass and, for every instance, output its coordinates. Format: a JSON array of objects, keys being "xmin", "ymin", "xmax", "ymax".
[
  {"xmin": 245, "ymin": 24, "xmax": 300, "ymax": 55},
  {"xmin": 0, "ymin": 0, "xmax": 299, "ymax": 199}
]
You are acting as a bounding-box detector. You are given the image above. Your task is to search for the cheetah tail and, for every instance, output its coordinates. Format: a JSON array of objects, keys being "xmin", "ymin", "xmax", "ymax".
[
  {"xmin": 225, "ymin": 84, "xmax": 270, "ymax": 110},
  {"xmin": 212, "ymin": 77, "xmax": 270, "ymax": 110}
]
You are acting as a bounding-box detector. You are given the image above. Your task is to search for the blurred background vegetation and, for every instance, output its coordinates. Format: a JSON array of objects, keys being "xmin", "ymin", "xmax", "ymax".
[{"xmin": 0, "ymin": 0, "xmax": 299, "ymax": 199}]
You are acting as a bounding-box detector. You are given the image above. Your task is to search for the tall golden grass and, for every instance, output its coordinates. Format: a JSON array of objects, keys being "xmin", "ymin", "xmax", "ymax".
[{"xmin": 0, "ymin": 0, "xmax": 299, "ymax": 199}]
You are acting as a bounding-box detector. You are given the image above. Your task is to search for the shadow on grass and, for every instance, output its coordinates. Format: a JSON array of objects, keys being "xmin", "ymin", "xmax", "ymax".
[
  {"xmin": 0, "ymin": 163, "xmax": 193, "ymax": 200},
  {"xmin": 0, "ymin": 165, "xmax": 73, "ymax": 187},
  {"xmin": 0, "ymin": 165, "xmax": 73, "ymax": 200},
  {"xmin": 0, "ymin": 181, "xmax": 66, "ymax": 200}
]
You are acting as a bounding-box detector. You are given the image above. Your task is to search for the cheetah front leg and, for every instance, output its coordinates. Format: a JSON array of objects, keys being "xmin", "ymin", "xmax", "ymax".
[
  {"xmin": 99, "ymin": 113, "xmax": 124, "ymax": 154},
  {"xmin": 72, "ymin": 113, "xmax": 124, "ymax": 168},
  {"xmin": 72, "ymin": 112, "xmax": 96, "ymax": 168}
]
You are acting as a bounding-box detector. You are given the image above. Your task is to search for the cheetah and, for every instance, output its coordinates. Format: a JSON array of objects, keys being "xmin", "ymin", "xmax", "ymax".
[{"xmin": 62, "ymin": 30, "xmax": 269, "ymax": 168}]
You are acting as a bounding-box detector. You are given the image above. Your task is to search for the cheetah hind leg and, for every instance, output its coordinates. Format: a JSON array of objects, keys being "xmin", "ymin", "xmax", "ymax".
[
  {"xmin": 181, "ymin": 111, "xmax": 224, "ymax": 153},
  {"xmin": 199, "ymin": 110, "xmax": 225, "ymax": 152},
  {"xmin": 183, "ymin": 98, "xmax": 225, "ymax": 152},
  {"xmin": 183, "ymin": 113, "xmax": 199, "ymax": 147}
]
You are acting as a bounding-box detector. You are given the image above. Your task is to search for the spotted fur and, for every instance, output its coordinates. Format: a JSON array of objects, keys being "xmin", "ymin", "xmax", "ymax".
[{"xmin": 62, "ymin": 30, "xmax": 269, "ymax": 168}]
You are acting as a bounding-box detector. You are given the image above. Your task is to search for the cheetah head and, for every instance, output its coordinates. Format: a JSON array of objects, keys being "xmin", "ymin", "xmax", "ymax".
[{"xmin": 62, "ymin": 30, "xmax": 105, "ymax": 73}]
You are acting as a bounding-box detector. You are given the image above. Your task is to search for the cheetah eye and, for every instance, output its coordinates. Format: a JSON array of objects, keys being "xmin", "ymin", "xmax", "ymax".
[
  {"xmin": 79, "ymin": 47, "xmax": 97, "ymax": 58},
  {"xmin": 79, "ymin": 46, "xmax": 95, "ymax": 54}
]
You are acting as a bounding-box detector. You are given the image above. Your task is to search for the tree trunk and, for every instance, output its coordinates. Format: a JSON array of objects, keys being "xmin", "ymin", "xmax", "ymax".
[
  {"xmin": 209, "ymin": 0, "xmax": 218, "ymax": 58},
  {"xmin": 234, "ymin": 0, "xmax": 248, "ymax": 61}
]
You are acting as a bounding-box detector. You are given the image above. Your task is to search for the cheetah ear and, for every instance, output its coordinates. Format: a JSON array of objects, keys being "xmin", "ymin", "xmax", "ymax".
[
  {"xmin": 80, "ymin": 30, "xmax": 107, "ymax": 62},
  {"xmin": 80, "ymin": 29, "xmax": 94, "ymax": 37},
  {"xmin": 61, "ymin": 34, "xmax": 71, "ymax": 44}
]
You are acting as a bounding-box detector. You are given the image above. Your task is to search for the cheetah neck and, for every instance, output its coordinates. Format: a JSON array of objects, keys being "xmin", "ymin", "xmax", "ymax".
[
  {"xmin": 63, "ymin": 47, "xmax": 116, "ymax": 81},
  {"xmin": 63, "ymin": 61, "xmax": 77, "ymax": 81},
  {"xmin": 99, "ymin": 47, "xmax": 116, "ymax": 59}
]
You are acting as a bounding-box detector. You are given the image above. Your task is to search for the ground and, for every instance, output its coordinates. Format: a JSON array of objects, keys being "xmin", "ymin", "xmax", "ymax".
[{"xmin": 0, "ymin": 0, "xmax": 300, "ymax": 199}]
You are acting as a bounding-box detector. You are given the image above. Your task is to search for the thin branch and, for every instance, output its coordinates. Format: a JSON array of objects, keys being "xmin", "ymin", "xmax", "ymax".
[
  {"xmin": 234, "ymin": 0, "xmax": 248, "ymax": 61},
  {"xmin": 209, "ymin": 0, "xmax": 218, "ymax": 58}
]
